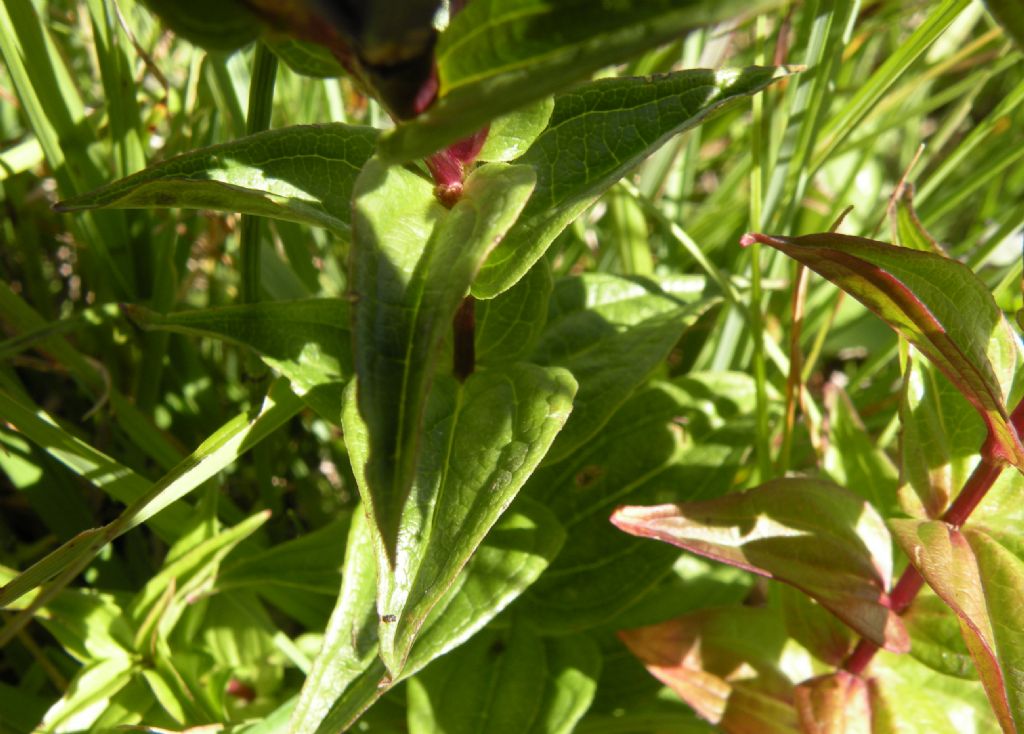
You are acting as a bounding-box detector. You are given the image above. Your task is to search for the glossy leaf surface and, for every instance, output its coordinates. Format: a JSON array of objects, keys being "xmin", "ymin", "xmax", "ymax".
[
  {"xmin": 380, "ymin": 1, "xmax": 781, "ymax": 161},
  {"xmin": 292, "ymin": 499, "xmax": 564, "ymax": 733},
  {"xmin": 613, "ymin": 478, "xmax": 908, "ymax": 652},
  {"xmin": 474, "ymin": 66, "xmax": 792, "ymax": 298},
  {"xmin": 351, "ymin": 364, "xmax": 576, "ymax": 674},
  {"xmin": 747, "ymin": 232, "xmax": 1024, "ymax": 467},
  {"xmin": 56, "ymin": 124, "xmax": 378, "ymax": 237},
  {"xmin": 348, "ymin": 160, "xmax": 536, "ymax": 562}
]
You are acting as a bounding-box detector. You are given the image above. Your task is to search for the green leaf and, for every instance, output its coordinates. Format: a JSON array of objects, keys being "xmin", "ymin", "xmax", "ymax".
[
  {"xmin": 141, "ymin": 0, "xmax": 261, "ymax": 51},
  {"xmin": 889, "ymin": 183, "xmax": 944, "ymax": 255},
  {"xmin": 517, "ymin": 382, "xmax": 745, "ymax": 633},
  {"xmin": 55, "ymin": 124, "xmax": 379, "ymax": 238},
  {"xmin": 903, "ymin": 592, "xmax": 976, "ymax": 680},
  {"xmin": 361, "ymin": 364, "xmax": 576, "ymax": 674},
  {"xmin": 266, "ymin": 37, "xmax": 346, "ymax": 78},
  {"xmin": 778, "ymin": 585, "xmax": 854, "ymax": 667},
  {"xmin": 289, "ymin": 509, "xmax": 380, "ymax": 734},
  {"xmin": 532, "ymin": 274, "xmax": 713, "ymax": 464},
  {"xmin": 899, "ymin": 354, "xmax": 986, "ymax": 518},
  {"xmin": 379, "ymin": 2, "xmax": 783, "ymax": 161},
  {"xmin": 748, "ymin": 232, "xmax": 1024, "ymax": 467},
  {"xmin": 824, "ymin": 386, "xmax": 900, "ymax": 517},
  {"xmin": 871, "ymin": 648, "xmax": 999, "ymax": 734},
  {"xmin": 476, "ymin": 258, "xmax": 553, "ymax": 364},
  {"xmin": 293, "ymin": 498, "xmax": 564, "ymax": 733},
  {"xmin": 0, "ymin": 380, "xmax": 302, "ymax": 617},
  {"xmin": 347, "ymin": 159, "xmax": 536, "ymax": 562},
  {"xmin": 612, "ymin": 478, "xmax": 908, "ymax": 652},
  {"xmin": 40, "ymin": 657, "xmax": 136, "ymax": 732},
  {"xmin": 407, "ymin": 622, "xmax": 600, "ymax": 734},
  {"xmin": 129, "ymin": 511, "xmax": 271, "ymax": 643},
  {"xmin": 890, "ymin": 520, "xmax": 1024, "ymax": 733},
  {"xmin": 476, "ymin": 98, "xmax": 555, "ymax": 163},
  {"xmin": 127, "ymin": 299, "xmax": 351, "ymax": 422},
  {"xmin": 472, "ymin": 66, "xmax": 794, "ymax": 298},
  {"xmin": 984, "ymin": 1, "xmax": 1024, "ymax": 50}
]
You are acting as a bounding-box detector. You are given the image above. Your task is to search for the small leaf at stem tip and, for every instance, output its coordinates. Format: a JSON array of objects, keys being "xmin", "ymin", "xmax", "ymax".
[{"xmin": 741, "ymin": 231, "xmax": 1024, "ymax": 470}]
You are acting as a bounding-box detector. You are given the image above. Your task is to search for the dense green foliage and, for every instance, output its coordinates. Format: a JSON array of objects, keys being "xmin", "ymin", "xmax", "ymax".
[{"xmin": 2, "ymin": 1, "xmax": 1024, "ymax": 732}]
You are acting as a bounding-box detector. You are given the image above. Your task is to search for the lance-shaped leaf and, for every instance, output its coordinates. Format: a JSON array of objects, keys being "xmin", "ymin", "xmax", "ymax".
[
  {"xmin": 612, "ymin": 478, "xmax": 908, "ymax": 652},
  {"xmin": 125, "ymin": 299, "xmax": 351, "ymax": 424},
  {"xmin": 473, "ymin": 66, "xmax": 793, "ymax": 298},
  {"xmin": 477, "ymin": 99, "xmax": 555, "ymax": 164},
  {"xmin": 55, "ymin": 124, "xmax": 378, "ymax": 237},
  {"xmin": 291, "ymin": 498, "xmax": 564, "ymax": 734},
  {"xmin": 378, "ymin": 0, "xmax": 782, "ymax": 162},
  {"xmin": 890, "ymin": 520, "xmax": 1024, "ymax": 733},
  {"xmin": 517, "ymin": 382, "xmax": 746, "ymax": 633},
  {"xmin": 794, "ymin": 672, "xmax": 871, "ymax": 734},
  {"xmin": 345, "ymin": 363, "xmax": 576, "ymax": 675},
  {"xmin": 0, "ymin": 380, "xmax": 302, "ymax": 614},
  {"xmin": 618, "ymin": 607, "xmax": 798, "ymax": 733},
  {"xmin": 745, "ymin": 232, "xmax": 1024, "ymax": 468},
  {"xmin": 532, "ymin": 273, "xmax": 713, "ymax": 464},
  {"xmin": 408, "ymin": 622, "xmax": 600, "ymax": 734},
  {"xmin": 348, "ymin": 159, "xmax": 536, "ymax": 564},
  {"xmin": 902, "ymin": 592, "xmax": 975, "ymax": 679}
]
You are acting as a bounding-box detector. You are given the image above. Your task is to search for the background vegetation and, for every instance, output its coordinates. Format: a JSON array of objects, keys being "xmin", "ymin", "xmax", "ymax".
[{"xmin": 1, "ymin": 0, "xmax": 1023, "ymax": 732}]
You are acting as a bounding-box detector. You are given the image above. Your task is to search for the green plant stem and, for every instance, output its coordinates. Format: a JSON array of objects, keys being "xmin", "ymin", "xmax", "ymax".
[
  {"xmin": 842, "ymin": 398, "xmax": 1024, "ymax": 676},
  {"xmin": 749, "ymin": 13, "xmax": 772, "ymax": 482},
  {"xmin": 239, "ymin": 42, "xmax": 278, "ymax": 304}
]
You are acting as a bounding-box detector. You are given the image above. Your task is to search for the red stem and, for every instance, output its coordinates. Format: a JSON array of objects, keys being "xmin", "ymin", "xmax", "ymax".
[{"xmin": 842, "ymin": 398, "xmax": 1024, "ymax": 676}]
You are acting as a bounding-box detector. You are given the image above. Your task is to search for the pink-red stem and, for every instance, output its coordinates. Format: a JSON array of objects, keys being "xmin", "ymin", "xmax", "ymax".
[{"xmin": 843, "ymin": 398, "xmax": 1024, "ymax": 676}]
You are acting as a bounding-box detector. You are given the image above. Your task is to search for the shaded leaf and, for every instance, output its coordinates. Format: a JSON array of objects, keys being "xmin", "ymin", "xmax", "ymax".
[
  {"xmin": 746, "ymin": 232, "xmax": 1024, "ymax": 467},
  {"xmin": 266, "ymin": 37, "xmax": 346, "ymax": 78},
  {"xmin": 476, "ymin": 258, "xmax": 553, "ymax": 364},
  {"xmin": 408, "ymin": 622, "xmax": 600, "ymax": 734},
  {"xmin": 794, "ymin": 672, "xmax": 871, "ymax": 734},
  {"xmin": 348, "ymin": 159, "xmax": 535, "ymax": 562},
  {"xmin": 517, "ymin": 382, "xmax": 746, "ymax": 633},
  {"xmin": 823, "ymin": 385, "xmax": 900, "ymax": 517},
  {"xmin": 380, "ymin": 2, "xmax": 783, "ymax": 161},
  {"xmin": 356, "ymin": 364, "xmax": 576, "ymax": 674},
  {"xmin": 533, "ymin": 273, "xmax": 713, "ymax": 464},
  {"xmin": 612, "ymin": 478, "xmax": 908, "ymax": 652},
  {"xmin": 141, "ymin": 0, "xmax": 261, "ymax": 51},
  {"xmin": 903, "ymin": 591, "xmax": 976, "ymax": 679},
  {"xmin": 984, "ymin": 1, "xmax": 1024, "ymax": 50},
  {"xmin": 619, "ymin": 607, "xmax": 798, "ymax": 733},
  {"xmin": 778, "ymin": 586, "xmax": 854, "ymax": 668},
  {"xmin": 474, "ymin": 66, "xmax": 793, "ymax": 298},
  {"xmin": 899, "ymin": 354, "xmax": 986, "ymax": 518},
  {"xmin": 55, "ymin": 124, "xmax": 378, "ymax": 238},
  {"xmin": 890, "ymin": 520, "xmax": 1024, "ymax": 733}
]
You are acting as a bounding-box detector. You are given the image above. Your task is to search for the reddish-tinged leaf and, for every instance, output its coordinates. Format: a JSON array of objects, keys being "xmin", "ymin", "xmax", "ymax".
[
  {"xmin": 743, "ymin": 232, "xmax": 1024, "ymax": 468},
  {"xmin": 794, "ymin": 672, "xmax": 871, "ymax": 734},
  {"xmin": 779, "ymin": 586, "xmax": 854, "ymax": 667},
  {"xmin": 612, "ymin": 478, "xmax": 908, "ymax": 652},
  {"xmin": 889, "ymin": 520, "xmax": 1020, "ymax": 732},
  {"xmin": 618, "ymin": 608, "xmax": 798, "ymax": 733}
]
